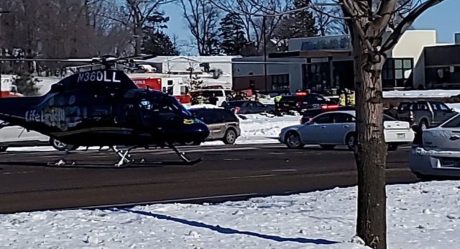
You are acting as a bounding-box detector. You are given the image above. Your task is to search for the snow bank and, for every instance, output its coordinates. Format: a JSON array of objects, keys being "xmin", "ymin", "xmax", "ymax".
[
  {"xmin": 384, "ymin": 89, "xmax": 460, "ymax": 98},
  {"xmin": 2, "ymin": 181, "xmax": 460, "ymax": 248}
]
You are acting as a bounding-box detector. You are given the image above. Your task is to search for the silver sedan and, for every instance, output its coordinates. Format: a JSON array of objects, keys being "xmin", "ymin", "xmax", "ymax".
[
  {"xmin": 279, "ymin": 110, "xmax": 414, "ymax": 150},
  {"xmin": 410, "ymin": 113, "xmax": 460, "ymax": 179}
]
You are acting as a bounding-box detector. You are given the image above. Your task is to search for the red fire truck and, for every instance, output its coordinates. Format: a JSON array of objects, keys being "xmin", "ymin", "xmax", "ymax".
[{"xmin": 129, "ymin": 73, "xmax": 192, "ymax": 106}]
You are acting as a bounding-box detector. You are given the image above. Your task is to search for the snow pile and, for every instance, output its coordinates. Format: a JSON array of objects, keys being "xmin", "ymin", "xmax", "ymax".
[
  {"xmin": 384, "ymin": 89, "xmax": 460, "ymax": 98},
  {"xmin": 2, "ymin": 181, "xmax": 460, "ymax": 248},
  {"xmin": 233, "ymin": 114, "xmax": 300, "ymax": 144},
  {"xmin": 187, "ymin": 104, "xmax": 223, "ymax": 109}
]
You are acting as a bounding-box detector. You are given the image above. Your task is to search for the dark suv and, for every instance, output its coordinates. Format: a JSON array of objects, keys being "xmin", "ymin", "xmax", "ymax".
[
  {"xmin": 190, "ymin": 108, "xmax": 241, "ymax": 144},
  {"xmin": 222, "ymin": 100, "xmax": 274, "ymax": 114},
  {"xmin": 275, "ymin": 93, "xmax": 337, "ymax": 115},
  {"xmin": 394, "ymin": 101, "xmax": 456, "ymax": 129}
]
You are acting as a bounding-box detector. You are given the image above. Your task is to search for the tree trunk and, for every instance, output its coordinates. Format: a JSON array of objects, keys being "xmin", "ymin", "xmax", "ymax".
[
  {"xmin": 134, "ymin": 26, "xmax": 142, "ymax": 56},
  {"xmin": 352, "ymin": 34, "xmax": 387, "ymax": 249}
]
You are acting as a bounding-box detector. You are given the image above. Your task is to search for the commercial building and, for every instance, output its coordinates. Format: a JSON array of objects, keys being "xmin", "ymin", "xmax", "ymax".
[{"xmin": 232, "ymin": 30, "xmax": 460, "ymax": 93}]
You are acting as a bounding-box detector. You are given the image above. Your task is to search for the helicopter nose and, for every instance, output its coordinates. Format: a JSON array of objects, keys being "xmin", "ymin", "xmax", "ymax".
[{"xmin": 194, "ymin": 122, "xmax": 210, "ymax": 140}]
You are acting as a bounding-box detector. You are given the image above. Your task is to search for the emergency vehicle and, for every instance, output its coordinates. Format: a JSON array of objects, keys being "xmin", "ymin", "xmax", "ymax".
[
  {"xmin": 129, "ymin": 73, "xmax": 192, "ymax": 106},
  {"xmin": 0, "ymin": 75, "xmax": 23, "ymax": 98}
]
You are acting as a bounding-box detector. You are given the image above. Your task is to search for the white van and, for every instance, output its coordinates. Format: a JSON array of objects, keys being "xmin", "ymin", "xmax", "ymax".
[{"xmin": 190, "ymin": 89, "xmax": 232, "ymax": 106}]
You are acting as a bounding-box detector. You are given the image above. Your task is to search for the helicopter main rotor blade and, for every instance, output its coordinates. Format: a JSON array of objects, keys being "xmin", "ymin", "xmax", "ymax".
[{"xmin": 0, "ymin": 58, "xmax": 94, "ymax": 63}]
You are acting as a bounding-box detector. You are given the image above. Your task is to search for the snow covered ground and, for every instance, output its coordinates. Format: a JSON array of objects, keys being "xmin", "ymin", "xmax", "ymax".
[
  {"xmin": 384, "ymin": 89, "xmax": 460, "ymax": 98},
  {"xmin": 4, "ymin": 91, "xmax": 460, "ymax": 248},
  {"xmin": 2, "ymin": 181, "xmax": 460, "ymax": 248}
]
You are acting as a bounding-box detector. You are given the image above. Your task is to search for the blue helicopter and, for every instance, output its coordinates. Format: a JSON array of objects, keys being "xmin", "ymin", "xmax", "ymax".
[{"xmin": 0, "ymin": 57, "xmax": 209, "ymax": 166}]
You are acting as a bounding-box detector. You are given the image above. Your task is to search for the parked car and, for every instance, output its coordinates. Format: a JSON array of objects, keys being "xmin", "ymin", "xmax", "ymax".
[
  {"xmin": 275, "ymin": 93, "xmax": 337, "ymax": 115},
  {"xmin": 0, "ymin": 121, "xmax": 78, "ymax": 151},
  {"xmin": 394, "ymin": 101, "xmax": 457, "ymax": 129},
  {"xmin": 222, "ymin": 100, "xmax": 274, "ymax": 115},
  {"xmin": 410, "ymin": 113, "xmax": 460, "ymax": 179},
  {"xmin": 189, "ymin": 108, "xmax": 241, "ymax": 144},
  {"xmin": 279, "ymin": 110, "xmax": 414, "ymax": 150},
  {"xmin": 300, "ymin": 106, "xmax": 354, "ymax": 124}
]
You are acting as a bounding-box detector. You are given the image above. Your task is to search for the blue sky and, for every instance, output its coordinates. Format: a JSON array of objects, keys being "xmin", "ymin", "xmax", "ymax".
[{"xmin": 162, "ymin": 0, "xmax": 459, "ymax": 53}]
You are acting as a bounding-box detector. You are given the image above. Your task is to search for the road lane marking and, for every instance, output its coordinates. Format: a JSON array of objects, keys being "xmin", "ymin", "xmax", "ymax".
[
  {"xmin": 150, "ymin": 147, "xmax": 258, "ymax": 155},
  {"xmin": 1, "ymin": 170, "xmax": 34, "ymax": 175},
  {"xmin": 272, "ymin": 169, "xmax": 298, "ymax": 172},
  {"xmin": 228, "ymin": 174, "xmax": 276, "ymax": 180}
]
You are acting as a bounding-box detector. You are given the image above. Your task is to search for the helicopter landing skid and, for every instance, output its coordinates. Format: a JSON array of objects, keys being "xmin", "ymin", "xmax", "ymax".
[
  {"xmin": 168, "ymin": 143, "xmax": 202, "ymax": 165},
  {"xmin": 111, "ymin": 144, "xmax": 201, "ymax": 167},
  {"xmin": 113, "ymin": 146, "xmax": 137, "ymax": 167}
]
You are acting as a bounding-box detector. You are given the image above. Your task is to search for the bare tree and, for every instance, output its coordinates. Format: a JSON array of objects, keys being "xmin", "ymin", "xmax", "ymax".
[
  {"xmin": 0, "ymin": 0, "xmax": 144, "ymax": 73},
  {"xmin": 211, "ymin": 1, "xmax": 445, "ymax": 249},
  {"xmin": 117, "ymin": 0, "xmax": 175, "ymax": 55},
  {"xmin": 209, "ymin": 0, "xmax": 289, "ymax": 54},
  {"xmin": 339, "ymin": 1, "xmax": 444, "ymax": 248},
  {"xmin": 312, "ymin": 0, "xmax": 347, "ymax": 35},
  {"xmin": 180, "ymin": 0, "xmax": 221, "ymax": 55}
]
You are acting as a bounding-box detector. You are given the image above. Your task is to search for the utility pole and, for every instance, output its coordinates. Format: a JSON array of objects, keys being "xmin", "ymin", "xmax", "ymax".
[
  {"xmin": 262, "ymin": 15, "xmax": 267, "ymax": 93},
  {"xmin": 0, "ymin": 9, "xmax": 11, "ymax": 96}
]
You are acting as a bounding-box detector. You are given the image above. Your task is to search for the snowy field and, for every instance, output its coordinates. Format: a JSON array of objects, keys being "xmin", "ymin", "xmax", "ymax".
[
  {"xmin": 3, "ymin": 90, "xmax": 460, "ymax": 248},
  {"xmin": 1, "ymin": 181, "xmax": 460, "ymax": 248}
]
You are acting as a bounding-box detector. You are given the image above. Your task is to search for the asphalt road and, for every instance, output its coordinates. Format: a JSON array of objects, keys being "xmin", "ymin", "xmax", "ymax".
[{"xmin": 0, "ymin": 144, "xmax": 418, "ymax": 213}]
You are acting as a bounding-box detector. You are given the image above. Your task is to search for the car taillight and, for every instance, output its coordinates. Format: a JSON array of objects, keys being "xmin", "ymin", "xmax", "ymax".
[{"xmin": 409, "ymin": 110, "xmax": 414, "ymax": 123}]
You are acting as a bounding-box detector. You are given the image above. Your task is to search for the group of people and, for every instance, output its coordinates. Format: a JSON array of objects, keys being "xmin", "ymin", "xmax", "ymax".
[{"xmin": 338, "ymin": 89, "xmax": 355, "ymax": 107}]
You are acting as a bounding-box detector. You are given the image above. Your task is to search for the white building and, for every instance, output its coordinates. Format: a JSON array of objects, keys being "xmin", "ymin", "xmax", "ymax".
[
  {"xmin": 232, "ymin": 30, "xmax": 453, "ymax": 93},
  {"xmin": 145, "ymin": 56, "xmax": 241, "ymax": 89}
]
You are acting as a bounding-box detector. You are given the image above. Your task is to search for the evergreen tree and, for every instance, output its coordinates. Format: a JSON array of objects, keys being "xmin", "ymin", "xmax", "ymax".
[
  {"xmin": 218, "ymin": 12, "xmax": 248, "ymax": 55},
  {"xmin": 274, "ymin": 0, "xmax": 316, "ymax": 51},
  {"xmin": 142, "ymin": 31, "xmax": 178, "ymax": 56},
  {"xmin": 141, "ymin": 12, "xmax": 179, "ymax": 56}
]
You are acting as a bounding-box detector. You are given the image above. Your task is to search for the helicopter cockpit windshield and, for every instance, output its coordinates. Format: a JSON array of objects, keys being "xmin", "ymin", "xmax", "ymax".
[{"xmin": 139, "ymin": 95, "xmax": 191, "ymax": 118}]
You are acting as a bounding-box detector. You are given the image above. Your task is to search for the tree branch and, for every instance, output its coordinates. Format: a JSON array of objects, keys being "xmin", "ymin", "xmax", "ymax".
[{"xmin": 381, "ymin": 0, "xmax": 444, "ymax": 52}]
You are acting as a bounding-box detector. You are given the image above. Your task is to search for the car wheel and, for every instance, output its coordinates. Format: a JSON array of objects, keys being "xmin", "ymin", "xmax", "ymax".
[
  {"xmin": 223, "ymin": 129, "xmax": 237, "ymax": 144},
  {"xmin": 346, "ymin": 133, "xmax": 356, "ymax": 150},
  {"xmin": 50, "ymin": 138, "xmax": 79, "ymax": 151},
  {"xmin": 388, "ymin": 144, "xmax": 398, "ymax": 151},
  {"xmin": 285, "ymin": 131, "xmax": 303, "ymax": 149},
  {"xmin": 320, "ymin": 145, "xmax": 335, "ymax": 150},
  {"xmin": 0, "ymin": 146, "xmax": 7, "ymax": 152},
  {"xmin": 419, "ymin": 120, "xmax": 429, "ymax": 130}
]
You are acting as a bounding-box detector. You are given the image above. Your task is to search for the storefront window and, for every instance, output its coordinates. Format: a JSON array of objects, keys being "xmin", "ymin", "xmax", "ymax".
[
  {"xmin": 383, "ymin": 58, "xmax": 413, "ymax": 89},
  {"xmin": 271, "ymin": 74, "xmax": 290, "ymax": 91}
]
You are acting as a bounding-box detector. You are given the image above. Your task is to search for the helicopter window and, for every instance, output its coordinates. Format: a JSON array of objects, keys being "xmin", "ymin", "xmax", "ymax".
[
  {"xmin": 139, "ymin": 99, "xmax": 154, "ymax": 110},
  {"xmin": 163, "ymin": 97, "xmax": 191, "ymax": 116}
]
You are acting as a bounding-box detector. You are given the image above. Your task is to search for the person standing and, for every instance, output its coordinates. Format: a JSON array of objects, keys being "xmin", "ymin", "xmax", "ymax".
[{"xmin": 209, "ymin": 93, "xmax": 218, "ymax": 105}]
